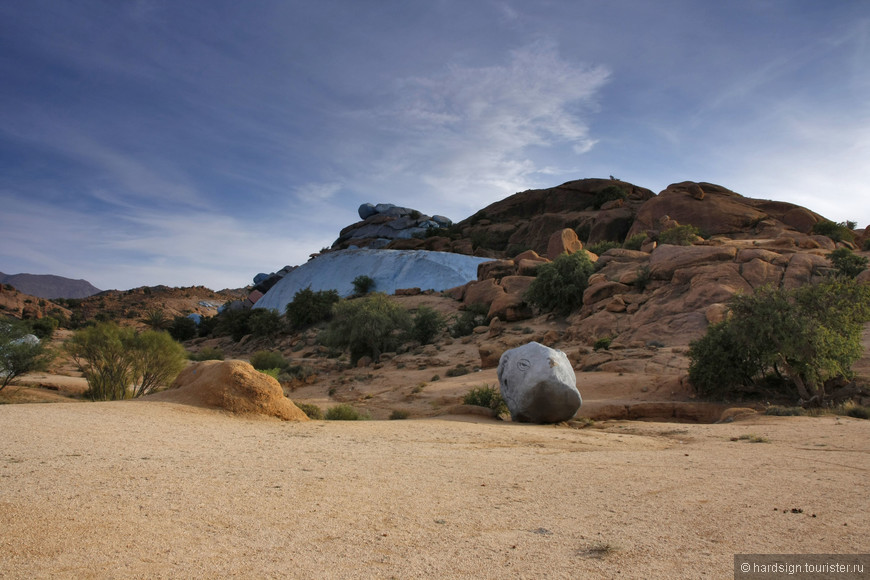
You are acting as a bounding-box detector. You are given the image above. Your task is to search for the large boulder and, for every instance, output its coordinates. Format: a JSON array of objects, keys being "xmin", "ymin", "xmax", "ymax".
[
  {"xmin": 254, "ymin": 249, "xmax": 491, "ymax": 312},
  {"xmin": 497, "ymin": 342, "xmax": 582, "ymax": 423}
]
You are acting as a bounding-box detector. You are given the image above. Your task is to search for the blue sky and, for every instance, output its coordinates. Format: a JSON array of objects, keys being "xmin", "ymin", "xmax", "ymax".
[{"xmin": 2, "ymin": 1, "xmax": 868, "ymax": 291}]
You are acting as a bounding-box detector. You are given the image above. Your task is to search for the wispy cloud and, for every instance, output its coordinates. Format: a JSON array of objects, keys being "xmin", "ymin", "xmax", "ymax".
[{"xmin": 355, "ymin": 41, "xmax": 610, "ymax": 214}]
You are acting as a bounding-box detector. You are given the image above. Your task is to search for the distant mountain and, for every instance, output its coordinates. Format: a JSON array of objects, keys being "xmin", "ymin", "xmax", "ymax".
[{"xmin": 0, "ymin": 272, "xmax": 102, "ymax": 299}]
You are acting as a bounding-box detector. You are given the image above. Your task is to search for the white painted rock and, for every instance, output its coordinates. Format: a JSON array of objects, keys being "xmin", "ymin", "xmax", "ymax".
[{"xmin": 497, "ymin": 342, "xmax": 581, "ymax": 423}]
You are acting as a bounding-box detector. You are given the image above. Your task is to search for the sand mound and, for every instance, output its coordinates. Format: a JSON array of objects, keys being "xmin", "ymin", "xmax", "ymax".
[{"xmin": 150, "ymin": 360, "xmax": 309, "ymax": 421}]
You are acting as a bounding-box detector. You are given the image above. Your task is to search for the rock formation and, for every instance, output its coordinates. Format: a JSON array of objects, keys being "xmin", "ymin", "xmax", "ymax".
[
  {"xmin": 152, "ymin": 360, "xmax": 309, "ymax": 421},
  {"xmin": 331, "ymin": 203, "xmax": 454, "ymax": 250},
  {"xmin": 254, "ymin": 249, "xmax": 491, "ymax": 312},
  {"xmin": 497, "ymin": 341, "xmax": 582, "ymax": 424}
]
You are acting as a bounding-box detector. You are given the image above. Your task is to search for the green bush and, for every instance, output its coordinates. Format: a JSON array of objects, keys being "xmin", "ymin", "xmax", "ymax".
[
  {"xmin": 586, "ymin": 241, "xmax": 620, "ymax": 256},
  {"xmin": 0, "ymin": 319, "xmax": 53, "ymax": 392},
  {"xmin": 215, "ymin": 308, "xmax": 254, "ymax": 342},
  {"xmin": 325, "ymin": 403, "xmax": 369, "ymax": 420},
  {"xmin": 593, "ymin": 336, "xmax": 613, "ymax": 351},
  {"xmin": 411, "ymin": 306, "xmax": 444, "ymax": 344},
  {"xmin": 66, "ymin": 323, "xmax": 186, "ymax": 400},
  {"xmin": 634, "ymin": 265, "xmax": 652, "ymax": 291},
  {"xmin": 449, "ymin": 303, "xmax": 489, "ymax": 338},
  {"xmin": 659, "ymin": 224, "xmax": 700, "ymax": 246},
  {"xmin": 829, "ymin": 247, "xmax": 868, "ymax": 278},
  {"xmin": 622, "ymin": 234, "xmax": 647, "ymax": 251},
  {"xmin": 446, "ymin": 364, "xmax": 470, "ymax": 377},
  {"xmin": 27, "ymin": 317, "xmax": 59, "ymax": 340},
  {"xmin": 389, "ymin": 409, "xmax": 410, "ymax": 420},
  {"xmin": 688, "ymin": 280, "xmax": 870, "ymax": 404},
  {"xmin": 169, "ymin": 315, "xmax": 198, "ymax": 342},
  {"xmin": 845, "ymin": 405, "xmax": 869, "ymax": 420},
  {"xmin": 248, "ymin": 308, "xmax": 284, "ymax": 338},
  {"xmin": 141, "ymin": 308, "xmax": 170, "ymax": 331},
  {"xmin": 294, "ymin": 401, "xmax": 323, "ymax": 420},
  {"xmin": 592, "ymin": 186, "xmax": 627, "ymax": 210},
  {"xmin": 189, "ymin": 347, "xmax": 224, "ymax": 361},
  {"xmin": 863, "ymin": 239, "xmax": 870, "ymax": 251},
  {"xmin": 321, "ymin": 293, "xmax": 411, "ymax": 363},
  {"xmin": 352, "ymin": 275, "xmax": 376, "ymax": 296},
  {"xmin": 812, "ymin": 220, "xmax": 855, "ymax": 243},
  {"xmin": 463, "ymin": 384, "xmax": 508, "ymax": 415},
  {"xmin": 285, "ymin": 287, "xmax": 340, "ymax": 329},
  {"xmin": 525, "ymin": 251, "xmax": 595, "ymax": 315},
  {"xmin": 259, "ymin": 368, "xmax": 281, "ymax": 380},
  {"xmin": 250, "ymin": 350, "xmax": 288, "ymax": 371}
]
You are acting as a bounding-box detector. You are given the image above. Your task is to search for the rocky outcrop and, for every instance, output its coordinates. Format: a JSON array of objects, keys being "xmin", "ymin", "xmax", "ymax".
[
  {"xmin": 497, "ymin": 342, "xmax": 581, "ymax": 423},
  {"xmin": 152, "ymin": 360, "xmax": 309, "ymax": 421},
  {"xmin": 332, "ymin": 203, "xmax": 454, "ymax": 250},
  {"xmin": 455, "ymin": 178, "xmax": 655, "ymax": 256},
  {"xmin": 254, "ymin": 249, "xmax": 491, "ymax": 312},
  {"xmin": 627, "ymin": 181, "xmax": 825, "ymax": 240}
]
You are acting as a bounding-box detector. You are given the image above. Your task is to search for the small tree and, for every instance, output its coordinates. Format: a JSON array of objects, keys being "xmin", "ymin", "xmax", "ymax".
[
  {"xmin": 67, "ymin": 322, "xmax": 187, "ymax": 400},
  {"xmin": 0, "ymin": 320, "xmax": 53, "ymax": 392},
  {"xmin": 285, "ymin": 287, "xmax": 340, "ymax": 329},
  {"xmin": 829, "ymin": 247, "xmax": 868, "ymax": 278},
  {"xmin": 411, "ymin": 306, "xmax": 444, "ymax": 344},
  {"xmin": 248, "ymin": 308, "xmax": 284, "ymax": 338},
  {"xmin": 130, "ymin": 330, "xmax": 187, "ymax": 397},
  {"xmin": 352, "ymin": 275, "xmax": 376, "ymax": 296},
  {"xmin": 141, "ymin": 308, "xmax": 170, "ymax": 330},
  {"xmin": 658, "ymin": 224, "xmax": 700, "ymax": 246},
  {"xmin": 689, "ymin": 280, "xmax": 870, "ymax": 404},
  {"xmin": 67, "ymin": 323, "xmax": 138, "ymax": 400},
  {"xmin": 169, "ymin": 315, "xmax": 198, "ymax": 342},
  {"xmin": 525, "ymin": 251, "xmax": 595, "ymax": 315},
  {"xmin": 322, "ymin": 293, "xmax": 411, "ymax": 363}
]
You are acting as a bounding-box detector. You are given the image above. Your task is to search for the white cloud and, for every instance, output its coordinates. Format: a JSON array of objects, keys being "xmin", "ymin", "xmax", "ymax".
[{"xmin": 359, "ymin": 41, "xmax": 610, "ymax": 214}]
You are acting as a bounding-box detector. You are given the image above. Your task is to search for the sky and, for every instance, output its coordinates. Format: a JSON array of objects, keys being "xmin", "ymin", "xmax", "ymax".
[{"xmin": 2, "ymin": 0, "xmax": 869, "ymax": 291}]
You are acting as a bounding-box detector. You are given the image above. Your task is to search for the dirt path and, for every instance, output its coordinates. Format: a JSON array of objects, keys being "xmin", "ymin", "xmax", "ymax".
[{"xmin": 1, "ymin": 401, "xmax": 867, "ymax": 578}]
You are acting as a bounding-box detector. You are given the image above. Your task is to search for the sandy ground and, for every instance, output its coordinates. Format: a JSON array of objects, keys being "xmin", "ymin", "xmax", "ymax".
[{"xmin": 1, "ymin": 401, "xmax": 867, "ymax": 579}]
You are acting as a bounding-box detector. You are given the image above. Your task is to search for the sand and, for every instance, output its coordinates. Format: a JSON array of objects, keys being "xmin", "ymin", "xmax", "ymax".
[{"xmin": 1, "ymin": 401, "xmax": 867, "ymax": 579}]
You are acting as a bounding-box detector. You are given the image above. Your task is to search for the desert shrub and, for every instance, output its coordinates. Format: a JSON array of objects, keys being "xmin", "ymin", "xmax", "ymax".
[
  {"xmin": 321, "ymin": 293, "xmax": 411, "ymax": 363},
  {"xmin": 593, "ymin": 336, "xmax": 613, "ymax": 351},
  {"xmin": 634, "ymin": 265, "xmax": 652, "ymax": 291},
  {"xmin": 845, "ymin": 405, "xmax": 869, "ymax": 420},
  {"xmin": 829, "ymin": 247, "xmax": 868, "ymax": 278},
  {"xmin": 463, "ymin": 384, "xmax": 508, "ymax": 415},
  {"xmin": 285, "ymin": 287, "xmax": 340, "ymax": 329},
  {"xmin": 0, "ymin": 320, "xmax": 53, "ymax": 392},
  {"xmin": 622, "ymin": 234, "xmax": 647, "ymax": 251},
  {"xmin": 248, "ymin": 308, "xmax": 284, "ymax": 338},
  {"xmin": 812, "ymin": 220, "xmax": 855, "ymax": 243},
  {"xmin": 294, "ymin": 401, "xmax": 323, "ymax": 420},
  {"xmin": 250, "ymin": 350, "xmax": 288, "ymax": 371},
  {"xmin": 67, "ymin": 323, "xmax": 186, "ymax": 400},
  {"xmin": 864, "ymin": 239, "xmax": 870, "ymax": 251},
  {"xmin": 592, "ymin": 186, "xmax": 627, "ymax": 210},
  {"xmin": 525, "ymin": 250, "xmax": 595, "ymax": 315},
  {"xmin": 169, "ymin": 315, "xmax": 198, "ymax": 342},
  {"xmin": 259, "ymin": 368, "xmax": 281, "ymax": 380},
  {"xmin": 411, "ymin": 306, "xmax": 444, "ymax": 344},
  {"xmin": 689, "ymin": 280, "xmax": 870, "ymax": 404},
  {"xmin": 215, "ymin": 308, "xmax": 254, "ymax": 342},
  {"xmin": 446, "ymin": 364, "xmax": 470, "ymax": 377},
  {"xmin": 189, "ymin": 347, "xmax": 224, "ymax": 361},
  {"xmin": 658, "ymin": 224, "xmax": 700, "ymax": 246},
  {"xmin": 352, "ymin": 275, "xmax": 376, "ymax": 296},
  {"xmin": 27, "ymin": 317, "xmax": 59, "ymax": 340},
  {"xmin": 389, "ymin": 409, "xmax": 409, "ymax": 420},
  {"xmin": 130, "ymin": 330, "xmax": 187, "ymax": 397},
  {"xmin": 586, "ymin": 241, "xmax": 620, "ymax": 256},
  {"xmin": 765, "ymin": 406, "xmax": 807, "ymax": 416},
  {"xmin": 325, "ymin": 403, "xmax": 369, "ymax": 420},
  {"xmin": 449, "ymin": 303, "xmax": 489, "ymax": 337},
  {"xmin": 197, "ymin": 315, "xmax": 219, "ymax": 337},
  {"xmin": 141, "ymin": 308, "xmax": 170, "ymax": 331}
]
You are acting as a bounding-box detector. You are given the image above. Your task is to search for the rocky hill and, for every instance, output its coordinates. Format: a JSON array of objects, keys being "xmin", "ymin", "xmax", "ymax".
[{"xmin": 0, "ymin": 272, "xmax": 101, "ymax": 299}]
